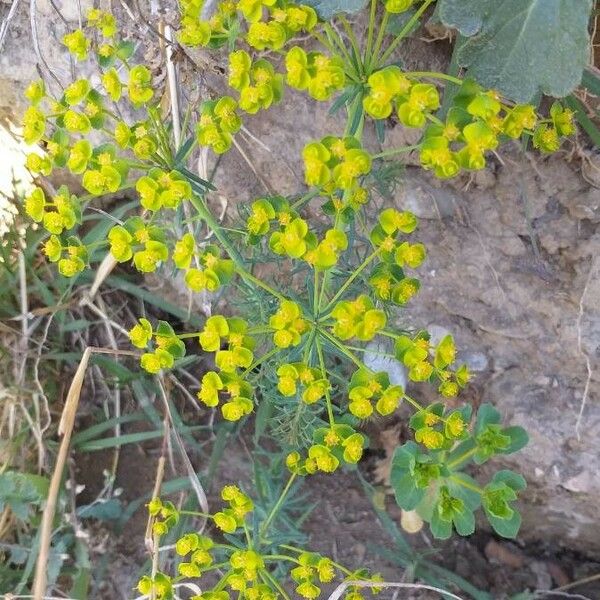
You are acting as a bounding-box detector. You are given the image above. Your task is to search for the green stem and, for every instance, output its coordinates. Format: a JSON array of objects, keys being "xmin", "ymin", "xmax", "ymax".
[
  {"xmin": 260, "ymin": 570, "xmax": 292, "ymax": 600},
  {"xmin": 450, "ymin": 474, "xmax": 484, "ymax": 495},
  {"xmin": 372, "ymin": 144, "xmax": 421, "ymax": 160},
  {"xmin": 364, "ymin": 0, "xmax": 378, "ymax": 68},
  {"xmin": 403, "ymin": 394, "xmax": 425, "ymax": 412},
  {"xmin": 377, "ymin": 0, "xmax": 436, "ymax": 68},
  {"xmin": 323, "ymin": 247, "xmax": 381, "ymax": 311},
  {"xmin": 290, "ymin": 188, "xmax": 320, "ymax": 211},
  {"xmin": 324, "ymin": 23, "xmax": 360, "ymax": 80},
  {"xmin": 368, "ymin": 10, "xmax": 390, "ymax": 72},
  {"xmin": 340, "ymin": 15, "xmax": 364, "ymax": 76},
  {"xmin": 447, "ymin": 447, "xmax": 477, "ymax": 469},
  {"xmin": 260, "ymin": 473, "xmax": 298, "ymax": 537},
  {"xmin": 240, "ymin": 346, "xmax": 280, "ymax": 377},
  {"xmin": 409, "ymin": 71, "xmax": 463, "ymax": 85},
  {"xmin": 316, "ymin": 337, "xmax": 336, "ymax": 426},
  {"xmin": 317, "ymin": 328, "xmax": 364, "ymax": 369},
  {"xmin": 379, "ymin": 329, "xmax": 401, "ymax": 340},
  {"xmin": 236, "ymin": 268, "xmax": 287, "ymax": 302},
  {"xmin": 188, "ymin": 193, "xmax": 244, "ymax": 266}
]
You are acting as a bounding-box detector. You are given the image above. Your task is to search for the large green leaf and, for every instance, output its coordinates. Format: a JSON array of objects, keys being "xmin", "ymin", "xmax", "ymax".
[
  {"xmin": 439, "ymin": 0, "xmax": 593, "ymax": 103},
  {"xmin": 299, "ymin": 0, "xmax": 366, "ymax": 19}
]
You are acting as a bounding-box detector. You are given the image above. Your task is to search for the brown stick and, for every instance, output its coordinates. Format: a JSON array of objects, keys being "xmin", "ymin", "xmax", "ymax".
[{"xmin": 32, "ymin": 346, "xmax": 139, "ymax": 600}]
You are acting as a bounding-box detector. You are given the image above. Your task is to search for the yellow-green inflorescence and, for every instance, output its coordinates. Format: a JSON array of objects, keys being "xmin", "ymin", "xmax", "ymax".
[
  {"xmin": 142, "ymin": 484, "xmax": 383, "ymax": 600},
  {"xmin": 23, "ymin": 0, "xmax": 567, "ymax": 577}
]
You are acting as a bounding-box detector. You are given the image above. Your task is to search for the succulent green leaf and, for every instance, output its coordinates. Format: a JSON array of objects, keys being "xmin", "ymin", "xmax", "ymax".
[
  {"xmin": 298, "ymin": 0, "xmax": 366, "ymax": 19},
  {"xmin": 439, "ymin": 0, "xmax": 593, "ymax": 103}
]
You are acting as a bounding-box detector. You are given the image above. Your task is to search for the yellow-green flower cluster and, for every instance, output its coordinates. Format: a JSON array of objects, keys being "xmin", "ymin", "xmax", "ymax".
[
  {"xmin": 108, "ymin": 217, "xmax": 169, "ymax": 273},
  {"xmin": 368, "ymin": 208, "xmax": 424, "ymax": 305},
  {"xmin": 330, "ymin": 295, "xmax": 386, "ymax": 342},
  {"xmin": 384, "ymin": 0, "xmax": 416, "ymax": 13},
  {"xmin": 239, "ymin": 0, "xmax": 318, "ymax": 51},
  {"xmin": 269, "ymin": 300, "xmax": 309, "ymax": 348},
  {"xmin": 197, "ymin": 316, "xmax": 255, "ymax": 420},
  {"xmin": 285, "ymin": 46, "xmax": 346, "ymax": 101},
  {"xmin": 130, "ymin": 318, "xmax": 186, "ymax": 374},
  {"xmin": 175, "ymin": 533, "xmax": 215, "ymax": 578},
  {"xmin": 136, "ymin": 168, "xmax": 192, "ymax": 211},
  {"xmin": 213, "ymin": 484, "xmax": 254, "ymax": 533},
  {"xmin": 291, "ymin": 552, "xmax": 335, "ymax": 599},
  {"xmin": 287, "ymin": 424, "xmax": 366, "ymax": 475},
  {"xmin": 246, "ymin": 196, "xmax": 291, "ymax": 240},
  {"xmin": 148, "ymin": 497, "xmax": 180, "ymax": 536},
  {"xmin": 25, "ymin": 185, "xmax": 80, "ymax": 236},
  {"xmin": 419, "ymin": 82, "xmax": 572, "ymax": 178},
  {"xmin": 348, "ymin": 368, "xmax": 404, "ymax": 419},
  {"xmin": 42, "ymin": 235, "xmax": 88, "ymax": 278},
  {"xmin": 410, "ymin": 402, "xmax": 470, "ymax": 450},
  {"xmin": 228, "ymin": 51, "xmax": 283, "ymax": 114},
  {"xmin": 363, "ymin": 66, "xmax": 435, "ymax": 124},
  {"xmin": 114, "ymin": 121, "xmax": 158, "ymax": 159},
  {"xmin": 178, "ymin": 0, "xmax": 237, "ymax": 47},
  {"xmin": 303, "ymin": 136, "xmax": 372, "ymax": 191},
  {"xmin": 395, "ymin": 332, "xmax": 470, "ymax": 394},
  {"xmin": 197, "ymin": 96, "xmax": 242, "ymax": 154},
  {"xmin": 277, "ymin": 362, "xmax": 330, "ymax": 404},
  {"xmin": 177, "ymin": 238, "xmax": 235, "ymax": 293}
]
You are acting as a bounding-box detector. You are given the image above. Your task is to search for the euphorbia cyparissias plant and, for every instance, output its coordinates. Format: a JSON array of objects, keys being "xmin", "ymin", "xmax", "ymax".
[{"xmin": 23, "ymin": 0, "xmax": 574, "ymax": 596}]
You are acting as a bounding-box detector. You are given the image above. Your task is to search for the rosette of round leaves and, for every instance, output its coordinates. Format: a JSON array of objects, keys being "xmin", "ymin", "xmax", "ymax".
[
  {"xmin": 330, "ymin": 294, "xmax": 386, "ymax": 342},
  {"xmin": 276, "ymin": 362, "xmax": 330, "ymax": 404},
  {"xmin": 25, "ymin": 185, "xmax": 81, "ymax": 236},
  {"xmin": 269, "ymin": 300, "xmax": 309, "ymax": 348},
  {"xmin": 107, "ymin": 216, "xmax": 168, "ymax": 273},
  {"xmin": 285, "ymin": 46, "xmax": 346, "ymax": 101},
  {"xmin": 391, "ymin": 403, "xmax": 528, "ymax": 540},
  {"xmin": 347, "ymin": 368, "xmax": 404, "ymax": 419},
  {"xmin": 197, "ymin": 96, "xmax": 242, "ymax": 154},
  {"xmin": 184, "ymin": 244, "xmax": 235, "ymax": 293}
]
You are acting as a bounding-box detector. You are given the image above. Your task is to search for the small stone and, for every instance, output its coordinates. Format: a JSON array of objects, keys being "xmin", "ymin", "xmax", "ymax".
[
  {"xmin": 484, "ymin": 539, "xmax": 525, "ymax": 569},
  {"xmin": 364, "ymin": 340, "xmax": 407, "ymax": 389},
  {"xmin": 561, "ymin": 471, "xmax": 593, "ymax": 494},
  {"xmin": 457, "ymin": 350, "xmax": 489, "ymax": 373}
]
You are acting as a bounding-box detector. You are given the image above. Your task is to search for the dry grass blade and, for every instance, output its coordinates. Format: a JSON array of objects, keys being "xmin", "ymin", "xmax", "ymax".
[
  {"xmin": 157, "ymin": 376, "xmax": 209, "ymax": 522},
  {"xmin": 84, "ymin": 253, "xmax": 118, "ymax": 303},
  {"xmin": 326, "ymin": 580, "xmax": 465, "ymax": 600},
  {"xmin": 32, "ymin": 346, "xmax": 139, "ymax": 600}
]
